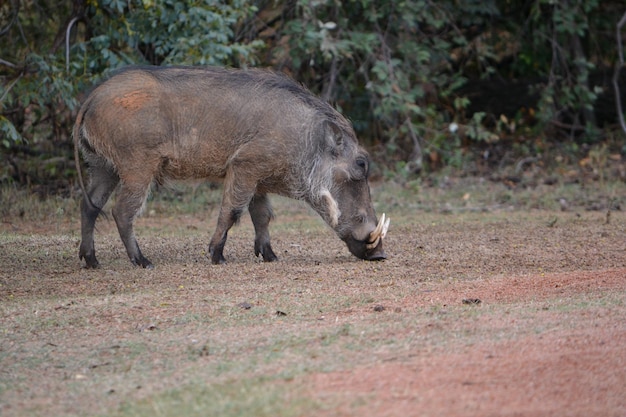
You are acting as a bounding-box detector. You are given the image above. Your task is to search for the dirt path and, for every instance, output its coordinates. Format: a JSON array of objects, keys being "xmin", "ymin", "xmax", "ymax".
[
  {"xmin": 307, "ymin": 269, "xmax": 626, "ymax": 417},
  {"xmin": 1, "ymin": 209, "xmax": 625, "ymax": 416}
]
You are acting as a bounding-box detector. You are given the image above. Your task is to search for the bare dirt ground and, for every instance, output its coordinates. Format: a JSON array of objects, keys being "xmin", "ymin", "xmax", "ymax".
[{"xmin": 1, "ymin": 191, "xmax": 625, "ymax": 416}]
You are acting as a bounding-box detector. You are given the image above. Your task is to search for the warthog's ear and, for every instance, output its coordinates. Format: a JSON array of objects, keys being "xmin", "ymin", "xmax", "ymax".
[{"xmin": 324, "ymin": 121, "xmax": 344, "ymax": 155}]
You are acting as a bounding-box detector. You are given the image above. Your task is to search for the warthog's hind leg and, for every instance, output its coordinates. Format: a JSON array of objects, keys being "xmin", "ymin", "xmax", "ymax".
[
  {"xmin": 249, "ymin": 193, "xmax": 277, "ymax": 262},
  {"xmin": 79, "ymin": 164, "xmax": 119, "ymax": 268},
  {"xmin": 112, "ymin": 182, "xmax": 153, "ymax": 269}
]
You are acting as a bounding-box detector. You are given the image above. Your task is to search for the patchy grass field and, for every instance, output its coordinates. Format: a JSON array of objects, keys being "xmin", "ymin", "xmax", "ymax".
[{"xmin": 1, "ymin": 179, "xmax": 626, "ymax": 416}]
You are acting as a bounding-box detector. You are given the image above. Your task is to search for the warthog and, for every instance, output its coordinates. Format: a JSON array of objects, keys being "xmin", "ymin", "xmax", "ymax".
[{"xmin": 73, "ymin": 66, "xmax": 389, "ymax": 268}]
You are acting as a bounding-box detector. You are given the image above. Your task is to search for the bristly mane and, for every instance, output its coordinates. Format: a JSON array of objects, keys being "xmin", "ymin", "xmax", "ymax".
[{"xmin": 132, "ymin": 65, "xmax": 353, "ymax": 134}]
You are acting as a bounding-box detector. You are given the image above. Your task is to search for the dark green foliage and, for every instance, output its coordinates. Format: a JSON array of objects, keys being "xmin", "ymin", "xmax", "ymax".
[
  {"xmin": 0, "ymin": 0, "xmax": 261, "ymax": 186},
  {"xmin": 0, "ymin": 0, "xmax": 624, "ymax": 190}
]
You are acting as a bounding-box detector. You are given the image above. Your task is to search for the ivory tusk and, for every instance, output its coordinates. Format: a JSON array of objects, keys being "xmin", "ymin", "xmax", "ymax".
[
  {"xmin": 366, "ymin": 213, "xmax": 389, "ymax": 249},
  {"xmin": 365, "ymin": 236, "xmax": 380, "ymax": 250},
  {"xmin": 381, "ymin": 216, "xmax": 390, "ymax": 239},
  {"xmin": 370, "ymin": 213, "xmax": 386, "ymax": 240}
]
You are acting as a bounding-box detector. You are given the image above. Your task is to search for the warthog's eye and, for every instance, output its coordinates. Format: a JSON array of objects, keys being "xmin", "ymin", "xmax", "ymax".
[{"xmin": 355, "ymin": 157, "xmax": 368, "ymax": 177}]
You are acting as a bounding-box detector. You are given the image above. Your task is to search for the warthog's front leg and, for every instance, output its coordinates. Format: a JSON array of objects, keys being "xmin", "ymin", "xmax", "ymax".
[
  {"xmin": 249, "ymin": 193, "xmax": 277, "ymax": 262},
  {"xmin": 208, "ymin": 206, "xmax": 238, "ymax": 265},
  {"xmin": 208, "ymin": 164, "xmax": 258, "ymax": 264}
]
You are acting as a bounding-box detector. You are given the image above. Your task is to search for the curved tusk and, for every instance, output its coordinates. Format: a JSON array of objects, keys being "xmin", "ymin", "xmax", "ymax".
[
  {"xmin": 366, "ymin": 213, "xmax": 388, "ymax": 249},
  {"xmin": 365, "ymin": 236, "xmax": 380, "ymax": 250},
  {"xmin": 370, "ymin": 213, "xmax": 386, "ymax": 241},
  {"xmin": 381, "ymin": 216, "xmax": 390, "ymax": 239}
]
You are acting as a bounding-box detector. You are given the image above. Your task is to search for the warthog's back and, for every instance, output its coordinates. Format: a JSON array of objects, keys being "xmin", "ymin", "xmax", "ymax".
[{"xmin": 78, "ymin": 66, "xmax": 335, "ymax": 181}]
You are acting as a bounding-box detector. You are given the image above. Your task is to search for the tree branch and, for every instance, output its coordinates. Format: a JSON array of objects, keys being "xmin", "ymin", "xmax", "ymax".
[
  {"xmin": 0, "ymin": 73, "xmax": 23, "ymax": 104},
  {"xmin": 66, "ymin": 16, "xmax": 80, "ymax": 73},
  {"xmin": 0, "ymin": 0, "xmax": 20, "ymax": 37},
  {"xmin": 613, "ymin": 11, "xmax": 626, "ymax": 135},
  {"xmin": 0, "ymin": 58, "xmax": 18, "ymax": 68},
  {"xmin": 405, "ymin": 117, "xmax": 423, "ymax": 173}
]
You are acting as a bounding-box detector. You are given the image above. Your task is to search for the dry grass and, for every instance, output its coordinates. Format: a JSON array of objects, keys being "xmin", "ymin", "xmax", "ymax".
[{"xmin": 1, "ymin": 180, "xmax": 626, "ymax": 416}]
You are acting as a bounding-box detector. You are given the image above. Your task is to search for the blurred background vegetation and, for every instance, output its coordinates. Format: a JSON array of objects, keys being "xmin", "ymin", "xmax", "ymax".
[{"xmin": 1, "ymin": 0, "xmax": 625, "ymax": 198}]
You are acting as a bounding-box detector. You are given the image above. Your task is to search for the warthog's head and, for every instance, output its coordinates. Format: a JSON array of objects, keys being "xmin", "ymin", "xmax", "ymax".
[{"xmin": 303, "ymin": 120, "xmax": 390, "ymax": 261}]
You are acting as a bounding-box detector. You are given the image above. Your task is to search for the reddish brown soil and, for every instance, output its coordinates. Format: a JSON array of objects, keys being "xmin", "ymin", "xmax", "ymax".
[
  {"xmin": 1, "ymin": 208, "xmax": 625, "ymax": 416},
  {"xmin": 307, "ymin": 269, "xmax": 626, "ymax": 417}
]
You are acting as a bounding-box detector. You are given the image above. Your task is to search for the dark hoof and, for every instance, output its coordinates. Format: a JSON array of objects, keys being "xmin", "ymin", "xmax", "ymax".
[
  {"xmin": 131, "ymin": 256, "xmax": 153, "ymax": 269},
  {"xmin": 255, "ymin": 244, "xmax": 278, "ymax": 262},
  {"xmin": 83, "ymin": 260, "xmax": 100, "ymax": 269},
  {"xmin": 209, "ymin": 246, "xmax": 226, "ymax": 265},
  {"xmin": 80, "ymin": 253, "xmax": 100, "ymax": 269}
]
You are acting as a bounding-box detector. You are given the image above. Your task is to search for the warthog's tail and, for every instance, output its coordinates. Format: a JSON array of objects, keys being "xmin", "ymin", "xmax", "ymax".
[{"xmin": 73, "ymin": 108, "xmax": 105, "ymax": 218}]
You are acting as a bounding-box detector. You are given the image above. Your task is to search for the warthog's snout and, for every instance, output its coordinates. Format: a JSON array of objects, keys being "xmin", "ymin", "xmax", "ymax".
[{"xmin": 343, "ymin": 213, "xmax": 390, "ymax": 261}]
